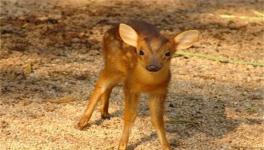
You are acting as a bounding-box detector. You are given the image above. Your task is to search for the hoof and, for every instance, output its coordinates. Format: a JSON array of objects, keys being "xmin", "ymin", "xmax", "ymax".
[
  {"xmin": 118, "ymin": 144, "xmax": 127, "ymax": 150},
  {"xmin": 76, "ymin": 118, "xmax": 89, "ymax": 130},
  {"xmin": 101, "ymin": 113, "xmax": 111, "ymax": 120}
]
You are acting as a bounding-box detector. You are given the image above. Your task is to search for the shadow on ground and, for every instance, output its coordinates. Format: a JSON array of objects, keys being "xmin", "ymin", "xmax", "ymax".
[{"xmin": 0, "ymin": 0, "xmax": 263, "ymax": 149}]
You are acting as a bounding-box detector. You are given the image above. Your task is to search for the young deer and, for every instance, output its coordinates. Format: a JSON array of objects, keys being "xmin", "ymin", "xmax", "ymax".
[{"xmin": 77, "ymin": 20, "xmax": 199, "ymax": 150}]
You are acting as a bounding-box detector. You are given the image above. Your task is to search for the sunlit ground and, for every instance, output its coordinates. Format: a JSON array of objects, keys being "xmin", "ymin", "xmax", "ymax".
[{"xmin": 0, "ymin": 0, "xmax": 263, "ymax": 149}]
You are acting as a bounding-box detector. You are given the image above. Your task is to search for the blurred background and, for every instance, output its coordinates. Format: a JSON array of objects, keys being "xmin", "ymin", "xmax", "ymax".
[{"xmin": 0, "ymin": 0, "xmax": 263, "ymax": 149}]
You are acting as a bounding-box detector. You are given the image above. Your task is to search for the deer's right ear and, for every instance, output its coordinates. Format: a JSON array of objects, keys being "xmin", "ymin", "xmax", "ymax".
[{"xmin": 119, "ymin": 23, "xmax": 138, "ymax": 47}]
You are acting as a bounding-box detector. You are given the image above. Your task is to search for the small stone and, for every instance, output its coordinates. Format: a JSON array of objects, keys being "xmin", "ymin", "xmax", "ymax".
[{"xmin": 169, "ymin": 103, "xmax": 175, "ymax": 108}]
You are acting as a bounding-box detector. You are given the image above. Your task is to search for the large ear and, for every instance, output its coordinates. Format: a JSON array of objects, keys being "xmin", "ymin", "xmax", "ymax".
[
  {"xmin": 174, "ymin": 30, "xmax": 200, "ymax": 50},
  {"xmin": 119, "ymin": 23, "xmax": 138, "ymax": 47}
]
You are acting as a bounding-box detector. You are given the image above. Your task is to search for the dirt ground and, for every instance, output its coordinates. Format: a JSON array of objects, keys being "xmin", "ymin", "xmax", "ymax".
[{"xmin": 0, "ymin": 0, "xmax": 264, "ymax": 149}]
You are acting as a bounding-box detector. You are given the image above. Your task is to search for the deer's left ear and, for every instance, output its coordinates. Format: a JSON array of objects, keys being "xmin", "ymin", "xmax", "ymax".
[{"xmin": 174, "ymin": 30, "xmax": 200, "ymax": 50}]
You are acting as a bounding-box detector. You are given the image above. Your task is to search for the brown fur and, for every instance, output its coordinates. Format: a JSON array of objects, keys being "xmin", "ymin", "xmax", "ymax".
[{"xmin": 76, "ymin": 20, "xmax": 199, "ymax": 150}]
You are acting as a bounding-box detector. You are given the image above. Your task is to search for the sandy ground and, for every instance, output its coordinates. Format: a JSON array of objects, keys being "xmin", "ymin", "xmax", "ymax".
[{"xmin": 0, "ymin": 0, "xmax": 264, "ymax": 149}]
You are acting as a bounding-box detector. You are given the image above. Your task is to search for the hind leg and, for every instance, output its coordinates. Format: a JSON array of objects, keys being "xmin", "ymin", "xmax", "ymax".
[{"xmin": 100, "ymin": 86, "xmax": 114, "ymax": 119}]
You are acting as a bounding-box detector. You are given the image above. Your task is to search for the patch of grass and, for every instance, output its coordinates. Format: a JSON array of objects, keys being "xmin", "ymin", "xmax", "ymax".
[{"xmin": 175, "ymin": 51, "xmax": 264, "ymax": 67}]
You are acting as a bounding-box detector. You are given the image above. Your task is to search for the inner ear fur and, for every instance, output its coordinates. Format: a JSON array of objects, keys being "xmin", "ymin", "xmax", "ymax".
[
  {"xmin": 119, "ymin": 23, "xmax": 138, "ymax": 47},
  {"xmin": 174, "ymin": 30, "xmax": 200, "ymax": 50}
]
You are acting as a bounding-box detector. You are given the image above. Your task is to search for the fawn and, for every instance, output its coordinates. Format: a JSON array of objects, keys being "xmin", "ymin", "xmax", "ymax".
[{"xmin": 77, "ymin": 20, "xmax": 199, "ymax": 150}]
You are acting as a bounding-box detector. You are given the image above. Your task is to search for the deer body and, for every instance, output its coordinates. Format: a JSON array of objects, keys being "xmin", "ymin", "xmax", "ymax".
[{"xmin": 77, "ymin": 20, "xmax": 199, "ymax": 150}]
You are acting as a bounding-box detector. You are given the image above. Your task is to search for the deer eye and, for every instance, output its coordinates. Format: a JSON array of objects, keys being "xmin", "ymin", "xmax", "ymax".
[
  {"xmin": 165, "ymin": 51, "xmax": 171, "ymax": 57},
  {"xmin": 139, "ymin": 50, "xmax": 144, "ymax": 56}
]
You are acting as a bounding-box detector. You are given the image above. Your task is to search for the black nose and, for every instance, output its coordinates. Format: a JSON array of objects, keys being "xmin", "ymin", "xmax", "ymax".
[{"xmin": 146, "ymin": 65, "xmax": 161, "ymax": 72}]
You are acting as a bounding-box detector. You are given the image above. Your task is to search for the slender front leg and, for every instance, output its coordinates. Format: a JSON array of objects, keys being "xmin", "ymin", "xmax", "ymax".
[
  {"xmin": 149, "ymin": 94, "xmax": 171, "ymax": 150},
  {"xmin": 118, "ymin": 90, "xmax": 139, "ymax": 150}
]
